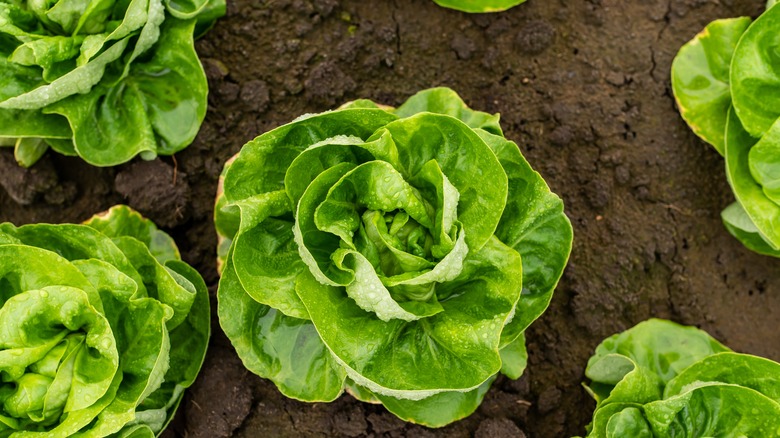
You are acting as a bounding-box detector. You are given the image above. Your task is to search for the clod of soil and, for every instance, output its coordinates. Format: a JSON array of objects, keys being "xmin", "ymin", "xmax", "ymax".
[
  {"xmin": 475, "ymin": 418, "xmax": 526, "ymax": 438},
  {"xmin": 115, "ymin": 159, "xmax": 191, "ymax": 228},
  {"xmin": 0, "ymin": 151, "xmax": 59, "ymax": 205},
  {"xmin": 515, "ymin": 20, "xmax": 555, "ymax": 55}
]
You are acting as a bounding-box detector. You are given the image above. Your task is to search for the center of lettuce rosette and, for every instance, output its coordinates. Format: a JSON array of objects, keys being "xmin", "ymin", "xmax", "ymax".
[
  {"xmin": 292, "ymin": 137, "xmax": 469, "ymax": 322},
  {"xmin": 273, "ymin": 113, "xmax": 519, "ymax": 400},
  {"xmin": 0, "ymin": 286, "xmax": 117, "ymax": 429},
  {"xmin": 278, "ymin": 112, "xmax": 513, "ymax": 329}
]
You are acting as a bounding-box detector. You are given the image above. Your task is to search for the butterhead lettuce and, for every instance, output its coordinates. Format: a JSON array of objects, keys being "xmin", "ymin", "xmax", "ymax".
[
  {"xmin": 582, "ymin": 319, "xmax": 780, "ymax": 437},
  {"xmin": 0, "ymin": 0, "xmax": 225, "ymax": 167},
  {"xmin": 215, "ymin": 87, "xmax": 572, "ymax": 427},
  {"xmin": 0, "ymin": 205, "xmax": 210, "ymax": 437},
  {"xmin": 672, "ymin": 3, "xmax": 780, "ymax": 257}
]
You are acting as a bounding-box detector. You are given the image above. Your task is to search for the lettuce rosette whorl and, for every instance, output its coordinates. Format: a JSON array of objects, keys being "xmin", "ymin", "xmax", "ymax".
[
  {"xmin": 672, "ymin": 3, "xmax": 780, "ymax": 257},
  {"xmin": 215, "ymin": 87, "xmax": 573, "ymax": 426},
  {"xmin": 0, "ymin": 205, "xmax": 210, "ymax": 437},
  {"xmin": 581, "ymin": 319, "xmax": 780, "ymax": 437},
  {"xmin": 0, "ymin": 0, "xmax": 225, "ymax": 167}
]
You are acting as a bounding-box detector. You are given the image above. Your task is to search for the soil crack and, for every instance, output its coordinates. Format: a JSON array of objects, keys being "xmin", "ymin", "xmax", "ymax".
[{"xmin": 391, "ymin": 0, "xmax": 402, "ymax": 54}]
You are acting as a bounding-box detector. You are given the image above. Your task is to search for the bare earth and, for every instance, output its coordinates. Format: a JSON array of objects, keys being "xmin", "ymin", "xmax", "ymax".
[{"xmin": 1, "ymin": 1, "xmax": 777, "ymax": 436}]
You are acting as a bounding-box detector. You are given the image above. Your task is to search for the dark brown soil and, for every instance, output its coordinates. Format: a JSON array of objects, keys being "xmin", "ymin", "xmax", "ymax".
[{"xmin": 2, "ymin": 0, "xmax": 778, "ymax": 436}]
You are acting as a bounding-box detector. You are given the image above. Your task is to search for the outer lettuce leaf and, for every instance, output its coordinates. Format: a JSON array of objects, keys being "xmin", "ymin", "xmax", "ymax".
[
  {"xmin": 671, "ymin": 17, "xmax": 751, "ymax": 155},
  {"xmin": 499, "ymin": 333, "xmax": 528, "ymax": 379},
  {"xmin": 191, "ymin": 0, "xmax": 226, "ymax": 36},
  {"xmin": 730, "ymin": 4, "xmax": 780, "ymax": 138},
  {"xmin": 140, "ymin": 259, "xmax": 209, "ymax": 434},
  {"xmin": 721, "ymin": 201, "xmax": 780, "ymax": 256},
  {"xmin": 394, "ymin": 87, "xmax": 502, "ymax": 135},
  {"xmin": 0, "ymin": 108, "xmax": 71, "ymax": 164},
  {"xmin": 216, "ymin": 87, "xmax": 572, "ymax": 427},
  {"xmin": 0, "ymin": 205, "xmax": 209, "ymax": 437},
  {"xmin": 373, "ymin": 377, "xmax": 495, "ymax": 428},
  {"xmin": 479, "ymin": 130, "xmax": 572, "ymax": 346},
  {"xmin": 345, "ymin": 376, "xmax": 495, "ymax": 428},
  {"xmin": 724, "ymin": 108, "xmax": 780, "ymax": 250},
  {"xmin": 431, "ymin": 0, "xmax": 527, "ymax": 13},
  {"xmin": 217, "ymin": 249, "xmax": 346, "ymax": 402},
  {"xmin": 84, "ymin": 205, "xmax": 180, "ymax": 264},
  {"xmin": 13, "ymin": 138, "xmax": 48, "ymax": 167}
]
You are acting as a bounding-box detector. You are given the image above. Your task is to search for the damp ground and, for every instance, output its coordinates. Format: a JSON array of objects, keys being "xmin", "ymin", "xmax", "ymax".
[{"xmin": 2, "ymin": 0, "xmax": 777, "ymax": 436}]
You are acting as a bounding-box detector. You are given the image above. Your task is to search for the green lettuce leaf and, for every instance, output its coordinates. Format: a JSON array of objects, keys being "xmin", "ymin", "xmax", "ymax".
[
  {"xmin": 0, "ymin": 0, "xmax": 223, "ymax": 167},
  {"xmin": 672, "ymin": 4, "xmax": 780, "ymax": 257},
  {"xmin": 724, "ymin": 107, "xmax": 780, "ymax": 250},
  {"xmin": 0, "ymin": 205, "xmax": 209, "ymax": 436},
  {"xmin": 671, "ymin": 17, "xmax": 751, "ymax": 155},
  {"xmin": 215, "ymin": 87, "xmax": 572, "ymax": 426},
  {"xmin": 581, "ymin": 319, "xmax": 780, "ymax": 438},
  {"xmin": 431, "ymin": 0, "xmax": 527, "ymax": 13}
]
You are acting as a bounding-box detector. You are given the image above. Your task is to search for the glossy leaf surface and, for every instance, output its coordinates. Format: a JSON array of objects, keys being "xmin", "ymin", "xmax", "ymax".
[
  {"xmin": 0, "ymin": 0, "xmax": 224, "ymax": 167},
  {"xmin": 431, "ymin": 0, "xmax": 526, "ymax": 13},
  {"xmin": 0, "ymin": 205, "xmax": 209, "ymax": 437},
  {"xmin": 672, "ymin": 4, "xmax": 780, "ymax": 256},
  {"xmin": 216, "ymin": 88, "xmax": 572, "ymax": 426},
  {"xmin": 581, "ymin": 319, "xmax": 780, "ymax": 438},
  {"xmin": 731, "ymin": 4, "xmax": 780, "ymax": 138},
  {"xmin": 725, "ymin": 108, "xmax": 780, "ymax": 249},
  {"xmin": 671, "ymin": 17, "xmax": 751, "ymax": 154}
]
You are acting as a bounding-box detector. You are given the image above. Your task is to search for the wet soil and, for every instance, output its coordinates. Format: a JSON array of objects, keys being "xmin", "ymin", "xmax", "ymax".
[{"xmin": 2, "ymin": 0, "xmax": 779, "ymax": 436}]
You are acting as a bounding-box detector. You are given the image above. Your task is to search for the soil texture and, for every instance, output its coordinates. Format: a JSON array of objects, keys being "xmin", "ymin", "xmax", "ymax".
[{"xmin": 2, "ymin": 0, "xmax": 779, "ymax": 437}]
